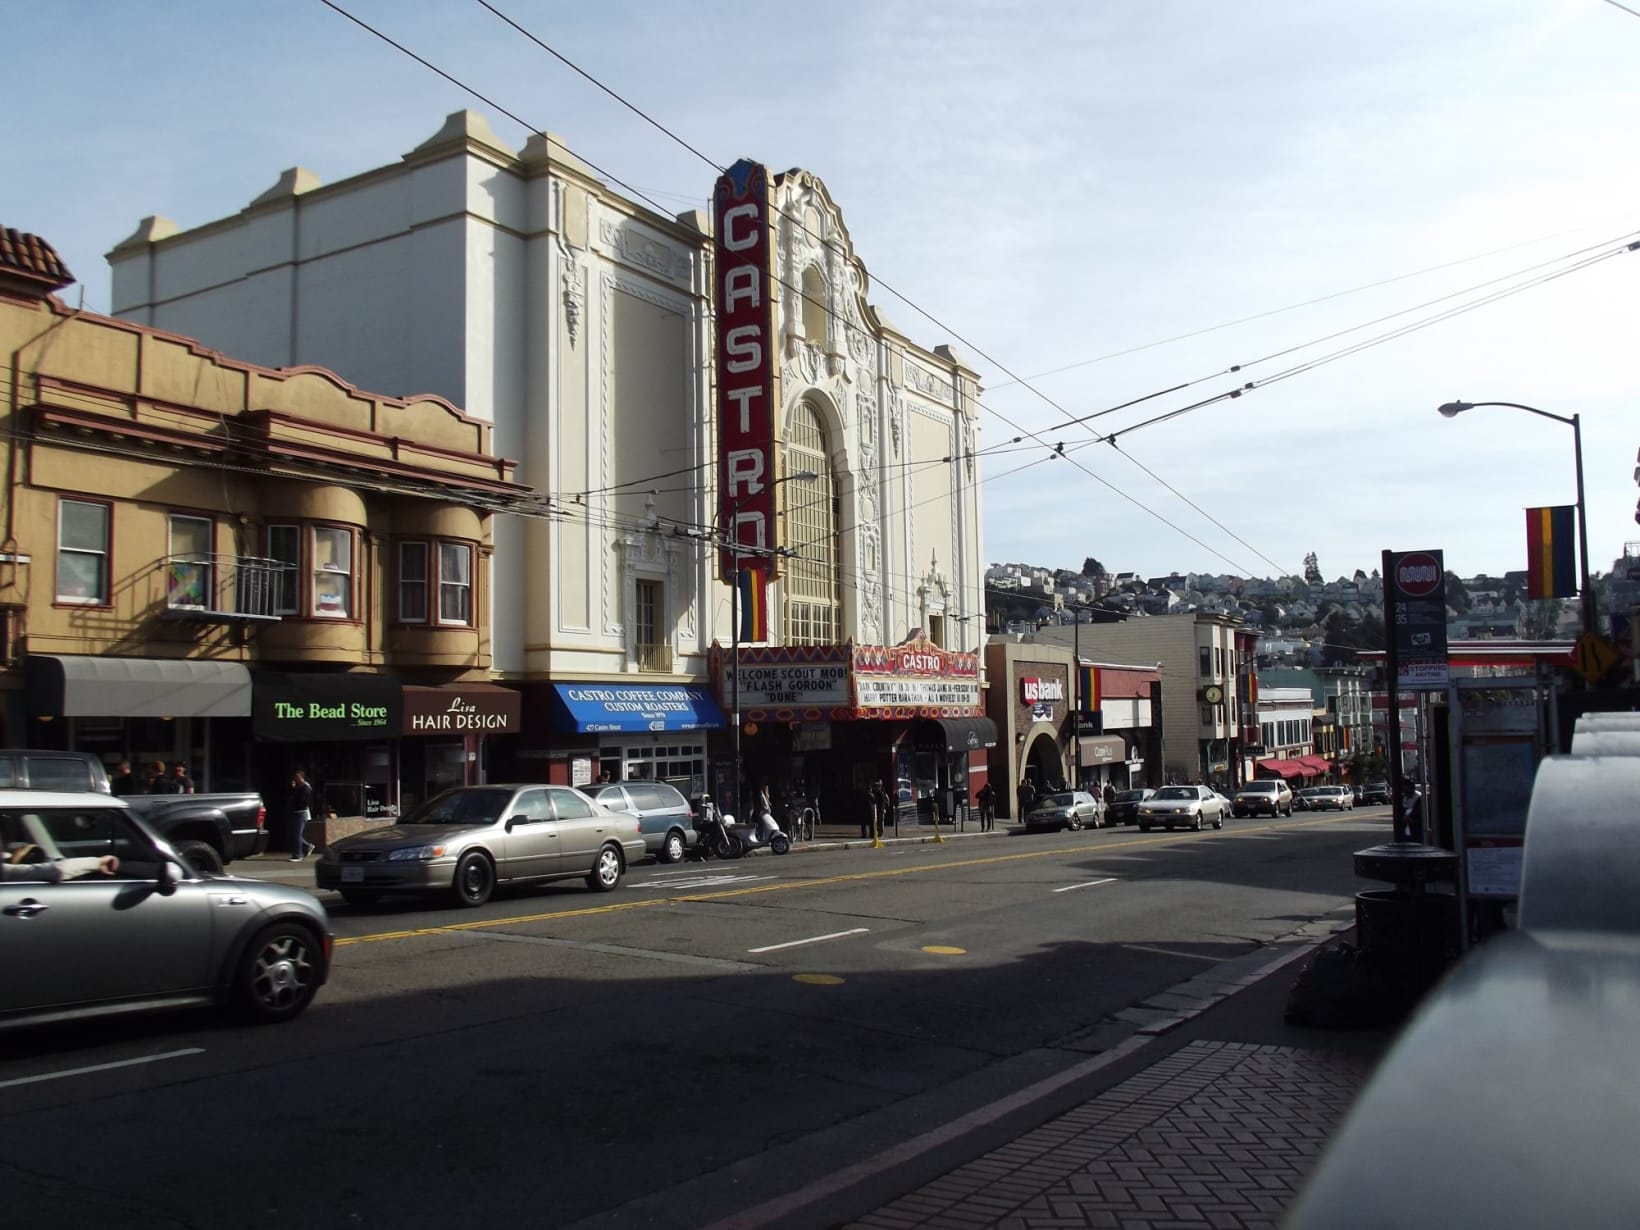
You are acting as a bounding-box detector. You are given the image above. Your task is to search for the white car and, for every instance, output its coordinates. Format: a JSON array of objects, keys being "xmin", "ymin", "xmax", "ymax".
[{"xmin": 1138, "ymin": 785, "xmax": 1226, "ymax": 832}]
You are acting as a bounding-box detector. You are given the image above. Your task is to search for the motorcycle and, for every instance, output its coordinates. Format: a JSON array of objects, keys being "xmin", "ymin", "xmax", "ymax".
[{"xmin": 687, "ymin": 798, "xmax": 745, "ymax": 861}]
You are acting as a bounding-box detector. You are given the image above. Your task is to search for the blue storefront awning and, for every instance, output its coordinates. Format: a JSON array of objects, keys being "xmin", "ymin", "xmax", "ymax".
[{"xmin": 548, "ymin": 682, "xmax": 727, "ymax": 733}]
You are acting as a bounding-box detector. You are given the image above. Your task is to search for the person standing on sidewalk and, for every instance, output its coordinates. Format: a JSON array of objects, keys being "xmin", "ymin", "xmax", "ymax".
[
  {"xmin": 109, "ymin": 760, "xmax": 139, "ymax": 797},
  {"xmin": 975, "ymin": 781, "xmax": 996, "ymax": 832},
  {"xmin": 1017, "ymin": 777, "xmax": 1036, "ymax": 822},
  {"xmin": 288, "ymin": 770, "xmax": 315, "ymax": 861},
  {"xmin": 872, "ymin": 779, "xmax": 892, "ymax": 837}
]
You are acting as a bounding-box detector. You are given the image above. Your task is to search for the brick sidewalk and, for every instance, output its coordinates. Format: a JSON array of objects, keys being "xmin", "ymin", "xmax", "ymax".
[{"xmin": 849, "ymin": 1039, "xmax": 1375, "ymax": 1230}]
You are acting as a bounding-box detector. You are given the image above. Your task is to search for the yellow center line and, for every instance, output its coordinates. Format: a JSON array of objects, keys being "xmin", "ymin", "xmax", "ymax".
[{"xmin": 334, "ymin": 813, "xmax": 1364, "ymax": 947}]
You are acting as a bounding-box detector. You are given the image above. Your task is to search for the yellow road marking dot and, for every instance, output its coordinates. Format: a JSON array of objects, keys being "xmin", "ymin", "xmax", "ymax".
[
  {"xmin": 921, "ymin": 945, "xmax": 967, "ymax": 955},
  {"xmin": 794, "ymin": 973, "xmax": 844, "ymax": 985}
]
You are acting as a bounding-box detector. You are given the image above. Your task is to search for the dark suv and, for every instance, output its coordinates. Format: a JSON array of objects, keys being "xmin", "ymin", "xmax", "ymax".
[
  {"xmin": 1361, "ymin": 780, "xmax": 1391, "ymax": 807},
  {"xmin": 583, "ymin": 781, "xmax": 696, "ymax": 863}
]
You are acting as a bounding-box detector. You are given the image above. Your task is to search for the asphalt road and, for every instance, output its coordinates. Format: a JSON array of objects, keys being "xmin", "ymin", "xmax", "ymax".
[{"xmin": 0, "ymin": 807, "xmax": 1392, "ymax": 1230}]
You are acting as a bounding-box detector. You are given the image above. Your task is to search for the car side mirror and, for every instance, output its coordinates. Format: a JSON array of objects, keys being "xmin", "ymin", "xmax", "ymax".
[{"xmin": 157, "ymin": 860, "xmax": 184, "ymax": 896}]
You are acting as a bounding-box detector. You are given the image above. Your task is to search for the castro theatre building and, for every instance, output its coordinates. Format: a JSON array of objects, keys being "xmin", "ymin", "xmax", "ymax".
[{"xmin": 108, "ymin": 118, "xmax": 989, "ymax": 812}]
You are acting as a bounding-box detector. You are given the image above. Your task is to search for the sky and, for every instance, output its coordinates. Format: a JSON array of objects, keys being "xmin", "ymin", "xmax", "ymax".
[{"xmin": 5, "ymin": 0, "xmax": 1638, "ymax": 587}]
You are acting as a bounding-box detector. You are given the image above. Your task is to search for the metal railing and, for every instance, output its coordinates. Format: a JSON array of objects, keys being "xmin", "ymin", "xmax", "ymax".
[
  {"xmin": 635, "ymin": 642, "xmax": 673, "ymax": 672},
  {"xmin": 162, "ymin": 554, "xmax": 294, "ymax": 622}
]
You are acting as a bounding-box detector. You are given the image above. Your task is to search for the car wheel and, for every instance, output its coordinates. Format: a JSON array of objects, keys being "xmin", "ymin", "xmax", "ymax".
[
  {"xmin": 1138, "ymin": 822, "xmax": 1151, "ymax": 833},
  {"xmin": 232, "ymin": 922, "xmax": 322, "ymax": 1024},
  {"xmin": 451, "ymin": 852, "xmax": 495, "ymax": 908},
  {"xmin": 661, "ymin": 829, "xmax": 686, "ymax": 864},
  {"xmin": 175, "ymin": 839, "xmax": 224, "ymax": 876},
  {"xmin": 339, "ymin": 889, "xmax": 381, "ymax": 906},
  {"xmin": 1067, "ymin": 816, "xmax": 1082, "ymax": 831},
  {"xmin": 586, "ymin": 843, "xmax": 624, "ymax": 892},
  {"xmin": 1192, "ymin": 812, "xmax": 1203, "ymax": 832},
  {"xmin": 1213, "ymin": 810, "xmax": 1224, "ymax": 829}
]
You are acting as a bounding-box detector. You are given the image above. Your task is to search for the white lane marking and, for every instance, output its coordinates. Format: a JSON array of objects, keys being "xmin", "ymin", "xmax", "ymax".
[
  {"xmin": 748, "ymin": 927, "xmax": 869, "ymax": 953},
  {"xmin": 460, "ymin": 930, "xmax": 760, "ymax": 970},
  {"xmin": 0, "ymin": 1047, "xmax": 205, "ymax": 1090},
  {"xmin": 636, "ymin": 874, "xmax": 776, "ymax": 891},
  {"xmin": 1122, "ymin": 943, "xmax": 1221, "ymax": 963},
  {"xmin": 1053, "ymin": 877, "xmax": 1117, "ymax": 894}
]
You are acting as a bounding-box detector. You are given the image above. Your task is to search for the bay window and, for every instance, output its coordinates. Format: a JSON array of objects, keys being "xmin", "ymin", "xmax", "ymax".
[
  {"xmin": 397, "ymin": 539, "xmax": 475, "ymax": 627},
  {"xmin": 265, "ymin": 522, "xmax": 356, "ymax": 619}
]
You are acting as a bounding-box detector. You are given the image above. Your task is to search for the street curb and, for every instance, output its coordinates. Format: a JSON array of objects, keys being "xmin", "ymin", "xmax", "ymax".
[{"xmin": 695, "ymin": 913, "xmax": 1358, "ymax": 1230}]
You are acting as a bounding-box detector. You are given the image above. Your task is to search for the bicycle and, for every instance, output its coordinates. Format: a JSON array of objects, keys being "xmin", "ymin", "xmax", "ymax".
[{"xmin": 786, "ymin": 804, "xmax": 817, "ymax": 843}]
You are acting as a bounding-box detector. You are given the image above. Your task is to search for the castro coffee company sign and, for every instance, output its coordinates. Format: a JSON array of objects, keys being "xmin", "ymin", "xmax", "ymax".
[
  {"xmin": 403, "ymin": 687, "xmax": 521, "ymax": 735},
  {"xmin": 1388, "ymin": 548, "xmax": 1449, "ymax": 690}
]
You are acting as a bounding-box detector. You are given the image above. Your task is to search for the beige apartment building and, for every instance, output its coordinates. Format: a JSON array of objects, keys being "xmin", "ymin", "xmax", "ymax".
[
  {"xmin": 1, "ymin": 225, "xmax": 527, "ymax": 839},
  {"xmin": 1033, "ymin": 612, "xmax": 1258, "ymax": 786}
]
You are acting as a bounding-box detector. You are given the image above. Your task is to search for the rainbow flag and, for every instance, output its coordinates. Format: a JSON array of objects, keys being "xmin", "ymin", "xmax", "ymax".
[
  {"xmin": 1525, "ymin": 505, "xmax": 1577, "ymax": 600},
  {"xmin": 1077, "ymin": 664, "xmax": 1100, "ymax": 712},
  {"xmin": 737, "ymin": 567, "xmax": 769, "ymax": 641}
]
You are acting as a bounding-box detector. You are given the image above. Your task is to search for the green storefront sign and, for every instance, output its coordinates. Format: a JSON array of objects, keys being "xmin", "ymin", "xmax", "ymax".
[{"xmin": 252, "ymin": 672, "xmax": 401, "ymax": 741}]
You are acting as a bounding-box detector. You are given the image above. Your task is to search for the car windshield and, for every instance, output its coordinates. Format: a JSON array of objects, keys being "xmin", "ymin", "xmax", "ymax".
[
  {"xmin": 1153, "ymin": 787, "xmax": 1195, "ymax": 800},
  {"xmin": 1242, "ymin": 782, "xmax": 1278, "ymax": 792},
  {"xmin": 404, "ymin": 788, "xmax": 512, "ymax": 825},
  {"xmin": 1038, "ymin": 793, "xmax": 1075, "ymax": 807},
  {"xmin": 1115, "ymin": 790, "xmax": 1146, "ymax": 802}
]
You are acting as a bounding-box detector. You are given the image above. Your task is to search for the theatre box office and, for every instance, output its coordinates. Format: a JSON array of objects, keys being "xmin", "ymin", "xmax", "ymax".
[{"xmin": 251, "ymin": 672, "xmax": 520, "ymax": 838}]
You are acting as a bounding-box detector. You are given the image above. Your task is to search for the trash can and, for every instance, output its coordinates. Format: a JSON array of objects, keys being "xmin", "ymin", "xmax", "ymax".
[{"xmin": 1355, "ymin": 886, "xmax": 1460, "ymax": 1010}]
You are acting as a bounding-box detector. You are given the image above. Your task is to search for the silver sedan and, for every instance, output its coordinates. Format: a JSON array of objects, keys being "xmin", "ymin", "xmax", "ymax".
[
  {"xmin": 316, "ymin": 784, "xmax": 646, "ymax": 908},
  {"xmin": 1137, "ymin": 785, "xmax": 1227, "ymax": 832},
  {"xmin": 1, "ymin": 792, "xmax": 330, "ymax": 1031}
]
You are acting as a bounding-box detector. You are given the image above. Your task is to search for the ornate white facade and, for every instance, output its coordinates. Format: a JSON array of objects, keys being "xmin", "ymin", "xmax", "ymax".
[{"xmin": 107, "ymin": 112, "xmax": 986, "ymax": 791}]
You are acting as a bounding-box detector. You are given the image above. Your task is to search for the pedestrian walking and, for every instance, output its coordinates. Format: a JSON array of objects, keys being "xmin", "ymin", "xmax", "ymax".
[
  {"xmin": 288, "ymin": 770, "xmax": 315, "ymax": 861},
  {"xmin": 170, "ymin": 760, "xmax": 196, "ymax": 794},
  {"xmin": 975, "ymin": 781, "xmax": 996, "ymax": 832},
  {"xmin": 872, "ymin": 779, "xmax": 892, "ymax": 837}
]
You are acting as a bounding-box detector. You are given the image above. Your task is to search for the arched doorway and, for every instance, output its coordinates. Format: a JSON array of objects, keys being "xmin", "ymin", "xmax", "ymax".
[{"xmin": 1021, "ymin": 731, "xmax": 1065, "ymax": 797}]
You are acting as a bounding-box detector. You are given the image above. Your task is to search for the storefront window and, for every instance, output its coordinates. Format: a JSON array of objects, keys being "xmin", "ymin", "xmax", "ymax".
[{"xmin": 609, "ymin": 741, "xmax": 706, "ymax": 795}]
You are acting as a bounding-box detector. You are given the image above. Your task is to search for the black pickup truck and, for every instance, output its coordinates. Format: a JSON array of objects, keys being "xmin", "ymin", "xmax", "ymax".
[
  {"xmin": 0, "ymin": 749, "xmax": 268, "ymax": 873},
  {"xmin": 123, "ymin": 793, "xmax": 269, "ymax": 873}
]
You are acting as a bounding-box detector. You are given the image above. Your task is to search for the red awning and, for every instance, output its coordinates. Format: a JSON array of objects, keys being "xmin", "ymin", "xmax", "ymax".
[
  {"xmin": 1297, "ymin": 755, "xmax": 1331, "ymax": 775},
  {"xmin": 1256, "ymin": 758, "xmax": 1306, "ymax": 778}
]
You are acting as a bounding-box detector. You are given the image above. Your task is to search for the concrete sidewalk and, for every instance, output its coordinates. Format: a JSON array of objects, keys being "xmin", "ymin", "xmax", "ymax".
[{"xmin": 838, "ymin": 922, "xmax": 1396, "ymax": 1230}]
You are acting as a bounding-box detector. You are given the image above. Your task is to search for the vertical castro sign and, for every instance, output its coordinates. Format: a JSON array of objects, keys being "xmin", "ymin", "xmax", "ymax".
[
  {"xmin": 714, "ymin": 159, "xmax": 779, "ymax": 582},
  {"xmin": 1388, "ymin": 548, "xmax": 1449, "ymax": 690}
]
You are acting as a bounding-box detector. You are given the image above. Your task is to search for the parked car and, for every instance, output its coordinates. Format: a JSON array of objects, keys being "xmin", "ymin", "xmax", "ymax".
[
  {"xmin": 1023, "ymin": 790, "xmax": 1102, "ymax": 832},
  {"xmin": 1106, "ymin": 788, "xmax": 1154, "ymax": 826},
  {"xmin": 1138, "ymin": 785, "xmax": 1226, "ymax": 832},
  {"xmin": 0, "ymin": 749, "xmax": 268, "ymax": 872},
  {"xmin": 0, "ymin": 792, "xmax": 330, "ymax": 1030},
  {"xmin": 1297, "ymin": 785, "xmax": 1354, "ymax": 811},
  {"xmin": 1232, "ymin": 779, "xmax": 1294, "ymax": 818},
  {"xmin": 583, "ymin": 780, "xmax": 696, "ymax": 863},
  {"xmin": 315, "ymin": 784, "xmax": 645, "ymax": 908},
  {"xmin": 1361, "ymin": 780, "xmax": 1391, "ymax": 807},
  {"xmin": 0, "ymin": 748, "xmax": 110, "ymax": 793}
]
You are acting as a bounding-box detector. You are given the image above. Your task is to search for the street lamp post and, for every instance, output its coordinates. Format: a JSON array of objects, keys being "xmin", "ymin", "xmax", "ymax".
[
  {"xmin": 1437, "ymin": 401, "xmax": 1597, "ymax": 640},
  {"xmin": 724, "ymin": 470, "xmax": 817, "ymax": 817}
]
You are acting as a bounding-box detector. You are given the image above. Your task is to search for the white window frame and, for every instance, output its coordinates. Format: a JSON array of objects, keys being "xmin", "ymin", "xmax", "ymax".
[
  {"xmin": 437, "ymin": 542, "xmax": 473, "ymax": 626},
  {"xmin": 167, "ymin": 513, "xmax": 214, "ymax": 610},
  {"xmin": 56, "ymin": 498, "xmax": 109, "ymax": 605},
  {"xmin": 310, "ymin": 526, "xmax": 353, "ymax": 620}
]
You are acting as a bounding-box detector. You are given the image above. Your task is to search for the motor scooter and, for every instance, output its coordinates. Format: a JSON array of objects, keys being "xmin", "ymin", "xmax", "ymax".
[{"xmin": 724, "ymin": 808, "xmax": 790, "ymax": 857}]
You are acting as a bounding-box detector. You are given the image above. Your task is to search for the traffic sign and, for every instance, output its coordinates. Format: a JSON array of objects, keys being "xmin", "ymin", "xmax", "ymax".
[
  {"xmin": 1572, "ymin": 632, "xmax": 1620, "ymax": 683},
  {"xmin": 1394, "ymin": 552, "xmax": 1443, "ymax": 598}
]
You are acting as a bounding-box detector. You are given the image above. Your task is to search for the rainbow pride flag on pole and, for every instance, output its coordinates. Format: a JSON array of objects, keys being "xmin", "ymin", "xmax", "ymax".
[
  {"xmin": 737, "ymin": 567, "xmax": 769, "ymax": 641},
  {"xmin": 1077, "ymin": 664, "xmax": 1101, "ymax": 712},
  {"xmin": 1525, "ymin": 505, "xmax": 1577, "ymax": 600}
]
